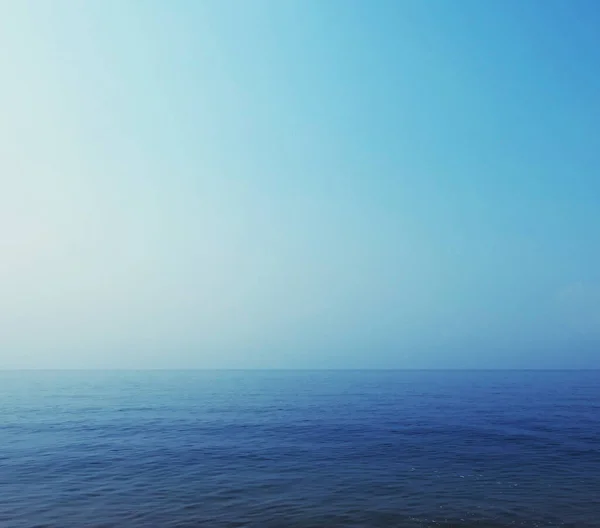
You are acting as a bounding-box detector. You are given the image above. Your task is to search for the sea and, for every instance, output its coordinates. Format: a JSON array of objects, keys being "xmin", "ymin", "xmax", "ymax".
[{"xmin": 1, "ymin": 370, "xmax": 599, "ymax": 527}]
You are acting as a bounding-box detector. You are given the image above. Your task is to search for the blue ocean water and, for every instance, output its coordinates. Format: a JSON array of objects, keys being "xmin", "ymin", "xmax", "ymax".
[{"xmin": 1, "ymin": 370, "xmax": 599, "ymax": 527}]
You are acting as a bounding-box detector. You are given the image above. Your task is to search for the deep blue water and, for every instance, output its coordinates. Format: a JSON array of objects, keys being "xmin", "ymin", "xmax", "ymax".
[{"xmin": 1, "ymin": 370, "xmax": 599, "ymax": 527}]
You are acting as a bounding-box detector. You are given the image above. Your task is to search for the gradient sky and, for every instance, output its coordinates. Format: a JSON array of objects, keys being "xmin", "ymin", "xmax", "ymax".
[{"xmin": 1, "ymin": 0, "xmax": 599, "ymax": 369}]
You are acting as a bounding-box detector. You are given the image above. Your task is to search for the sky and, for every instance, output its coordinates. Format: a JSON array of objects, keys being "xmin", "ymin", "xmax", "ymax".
[{"xmin": 1, "ymin": 0, "xmax": 599, "ymax": 369}]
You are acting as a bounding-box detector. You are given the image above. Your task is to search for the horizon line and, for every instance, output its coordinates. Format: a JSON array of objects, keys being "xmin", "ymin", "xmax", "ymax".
[{"xmin": 0, "ymin": 368, "xmax": 598, "ymax": 372}]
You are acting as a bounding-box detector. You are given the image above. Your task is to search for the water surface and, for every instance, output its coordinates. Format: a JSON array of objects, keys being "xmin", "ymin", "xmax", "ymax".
[{"xmin": 1, "ymin": 370, "xmax": 599, "ymax": 527}]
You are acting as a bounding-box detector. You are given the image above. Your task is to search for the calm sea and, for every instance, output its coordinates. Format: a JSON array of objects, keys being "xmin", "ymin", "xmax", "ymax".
[{"xmin": 1, "ymin": 370, "xmax": 599, "ymax": 527}]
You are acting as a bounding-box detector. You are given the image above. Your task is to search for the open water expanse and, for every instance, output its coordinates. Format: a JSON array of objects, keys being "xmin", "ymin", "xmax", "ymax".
[{"xmin": 1, "ymin": 370, "xmax": 599, "ymax": 527}]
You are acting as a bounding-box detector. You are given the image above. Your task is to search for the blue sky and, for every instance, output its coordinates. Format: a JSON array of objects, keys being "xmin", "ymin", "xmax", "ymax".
[{"xmin": 1, "ymin": 1, "xmax": 599, "ymax": 368}]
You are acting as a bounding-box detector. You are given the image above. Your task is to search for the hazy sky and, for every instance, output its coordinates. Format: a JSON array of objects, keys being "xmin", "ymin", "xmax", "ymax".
[{"xmin": 1, "ymin": 1, "xmax": 599, "ymax": 369}]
